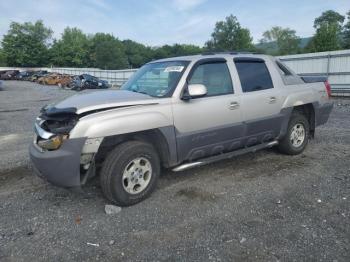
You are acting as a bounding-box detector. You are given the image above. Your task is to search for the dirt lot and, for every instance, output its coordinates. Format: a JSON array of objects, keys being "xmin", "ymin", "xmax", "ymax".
[{"xmin": 0, "ymin": 81, "xmax": 349, "ymax": 261}]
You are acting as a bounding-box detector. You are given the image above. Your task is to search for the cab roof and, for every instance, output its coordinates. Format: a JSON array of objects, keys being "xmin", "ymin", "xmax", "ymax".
[{"xmin": 150, "ymin": 52, "xmax": 274, "ymax": 64}]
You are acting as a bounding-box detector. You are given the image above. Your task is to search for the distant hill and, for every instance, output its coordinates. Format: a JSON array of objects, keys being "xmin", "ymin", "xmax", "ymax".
[{"xmin": 255, "ymin": 37, "xmax": 312, "ymax": 54}]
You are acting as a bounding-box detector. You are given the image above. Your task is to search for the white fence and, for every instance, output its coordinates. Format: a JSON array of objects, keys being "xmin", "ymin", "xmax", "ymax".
[
  {"xmin": 279, "ymin": 49, "xmax": 350, "ymax": 95},
  {"xmin": 1, "ymin": 49, "xmax": 350, "ymax": 93}
]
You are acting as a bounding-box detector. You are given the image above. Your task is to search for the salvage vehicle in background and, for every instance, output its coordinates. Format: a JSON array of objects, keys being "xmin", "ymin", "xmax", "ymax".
[
  {"xmin": 69, "ymin": 74, "xmax": 110, "ymax": 91},
  {"xmin": 30, "ymin": 52, "xmax": 333, "ymax": 206},
  {"xmin": 0, "ymin": 70, "xmax": 19, "ymax": 80},
  {"xmin": 56, "ymin": 75, "xmax": 73, "ymax": 87},
  {"xmin": 30, "ymin": 70, "xmax": 48, "ymax": 82},
  {"xmin": 16, "ymin": 70, "xmax": 35, "ymax": 80},
  {"xmin": 38, "ymin": 74, "xmax": 60, "ymax": 85},
  {"xmin": 36, "ymin": 73, "xmax": 71, "ymax": 86},
  {"xmin": 0, "ymin": 69, "xmax": 110, "ymax": 90}
]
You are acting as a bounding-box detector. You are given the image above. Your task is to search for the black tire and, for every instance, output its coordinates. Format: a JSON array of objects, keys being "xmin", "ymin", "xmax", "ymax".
[
  {"xmin": 100, "ymin": 141, "xmax": 160, "ymax": 206},
  {"xmin": 278, "ymin": 111, "xmax": 310, "ymax": 155}
]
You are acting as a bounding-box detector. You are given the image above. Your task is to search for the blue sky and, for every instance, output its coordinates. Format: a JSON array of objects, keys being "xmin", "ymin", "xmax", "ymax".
[{"xmin": 0, "ymin": 0, "xmax": 349, "ymax": 46}]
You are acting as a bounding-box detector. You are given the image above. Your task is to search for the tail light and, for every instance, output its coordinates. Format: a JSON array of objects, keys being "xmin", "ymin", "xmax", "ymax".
[{"xmin": 324, "ymin": 80, "xmax": 331, "ymax": 98}]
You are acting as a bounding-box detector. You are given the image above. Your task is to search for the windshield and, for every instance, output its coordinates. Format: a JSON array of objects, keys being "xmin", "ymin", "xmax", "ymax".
[{"xmin": 122, "ymin": 61, "xmax": 189, "ymax": 97}]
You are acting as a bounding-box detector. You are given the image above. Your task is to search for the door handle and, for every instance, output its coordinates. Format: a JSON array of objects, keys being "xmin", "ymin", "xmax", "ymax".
[
  {"xmin": 269, "ymin": 96, "xmax": 277, "ymax": 104},
  {"xmin": 229, "ymin": 101, "xmax": 240, "ymax": 110}
]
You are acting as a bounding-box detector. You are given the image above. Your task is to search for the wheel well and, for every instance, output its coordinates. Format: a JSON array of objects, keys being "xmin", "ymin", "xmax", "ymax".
[
  {"xmin": 95, "ymin": 129, "xmax": 171, "ymax": 168},
  {"xmin": 293, "ymin": 104, "xmax": 315, "ymax": 137}
]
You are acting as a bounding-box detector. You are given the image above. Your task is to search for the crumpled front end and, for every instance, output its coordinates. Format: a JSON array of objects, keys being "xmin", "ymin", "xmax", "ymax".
[
  {"xmin": 29, "ymin": 90, "xmax": 155, "ymax": 187},
  {"xmin": 29, "ymin": 106, "xmax": 99, "ymax": 188}
]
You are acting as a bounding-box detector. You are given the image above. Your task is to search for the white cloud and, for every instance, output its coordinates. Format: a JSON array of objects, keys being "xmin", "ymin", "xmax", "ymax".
[
  {"xmin": 86, "ymin": 0, "xmax": 110, "ymax": 10},
  {"xmin": 172, "ymin": 15, "xmax": 216, "ymax": 45},
  {"xmin": 172, "ymin": 0, "xmax": 206, "ymax": 11}
]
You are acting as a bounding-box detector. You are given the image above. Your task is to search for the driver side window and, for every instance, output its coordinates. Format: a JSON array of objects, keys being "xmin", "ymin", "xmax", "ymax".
[{"xmin": 188, "ymin": 62, "xmax": 233, "ymax": 96}]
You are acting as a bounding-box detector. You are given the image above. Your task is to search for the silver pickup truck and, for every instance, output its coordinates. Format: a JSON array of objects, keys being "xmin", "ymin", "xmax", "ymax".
[{"xmin": 30, "ymin": 53, "xmax": 333, "ymax": 206}]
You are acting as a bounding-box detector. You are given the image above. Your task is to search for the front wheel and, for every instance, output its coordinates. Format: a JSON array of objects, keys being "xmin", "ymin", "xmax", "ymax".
[
  {"xmin": 278, "ymin": 112, "xmax": 310, "ymax": 155},
  {"xmin": 100, "ymin": 141, "xmax": 160, "ymax": 206}
]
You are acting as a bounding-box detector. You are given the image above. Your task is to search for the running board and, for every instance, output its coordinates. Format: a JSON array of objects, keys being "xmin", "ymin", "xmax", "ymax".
[{"xmin": 172, "ymin": 140, "xmax": 278, "ymax": 172}]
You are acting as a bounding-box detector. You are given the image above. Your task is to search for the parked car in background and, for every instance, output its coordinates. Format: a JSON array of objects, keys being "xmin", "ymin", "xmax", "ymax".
[
  {"xmin": 69, "ymin": 74, "xmax": 110, "ymax": 91},
  {"xmin": 0, "ymin": 69, "xmax": 109, "ymax": 90},
  {"xmin": 36, "ymin": 75, "xmax": 48, "ymax": 84},
  {"xmin": 0, "ymin": 70, "xmax": 9, "ymax": 76},
  {"xmin": 57, "ymin": 75, "xmax": 73, "ymax": 88},
  {"xmin": 0, "ymin": 70, "xmax": 19, "ymax": 80},
  {"xmin": 30, "ymin": 70, "xmax": 48, "ymax": 82},
  {"xmin": 30, "ymin": 53, "xmax": 333, "ymax": 206},
  {"xmin": 37, "ymin": 73, "xmax": 60, "ymax": 85},
  {"xmin": 16, "ymin": 70, "xmax": 35, "ymax": 80}
]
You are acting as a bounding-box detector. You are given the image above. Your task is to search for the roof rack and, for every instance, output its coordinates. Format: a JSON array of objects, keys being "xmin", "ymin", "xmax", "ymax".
[{"xmin": 201, "ymin": 51, "xmax": 259, "ymax": 56}]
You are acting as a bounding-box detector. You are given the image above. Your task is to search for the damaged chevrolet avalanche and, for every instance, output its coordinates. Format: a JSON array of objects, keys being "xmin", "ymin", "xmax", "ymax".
[{"xmin": 30, "ymin": 53, "xmax": 333, "ymax": 206}]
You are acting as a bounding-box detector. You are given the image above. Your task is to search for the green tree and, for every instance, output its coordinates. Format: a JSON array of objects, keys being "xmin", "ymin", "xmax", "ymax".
[
  {"xmin": 343, "ymin": 11, "xmax": 350, "ymax": 48},
  {"xmin": 205, "ymin": 14, "xmax": 254, "ymax": 51},
  {"xmin": 261, "ymin": 26, "xmax": 300, "ymax": 55},
  {"xmin": 90, "ymin": 33, "xmax": 128, "ymax": 69},
  {"xmin": 308, "ymin": 10, "xmax": 345, "ymax": 52},
  {"xmin": 123, "ymin": 40, "xmax": 153, "ymax": 68},
  {"xmin": 1, "ymin": 20, "xmax": 52, "ymax": 66},
  {"xmin": 314, "ymin": 10, "xmax": 345, "ymax": 28},
  {"xmin": 50, "ymin": 27, "xmax": 90, "ymax": 67},
  {"xmin": 152, "ymin": 44, "xmax": 202, "ymax": 60},
  {"xmin": 169, "ymin": 44, "xmax": 202, "ymax": 56},
  {"xmin": 0, "ymin": 48, "xmax": 6, "ymax": 66}
]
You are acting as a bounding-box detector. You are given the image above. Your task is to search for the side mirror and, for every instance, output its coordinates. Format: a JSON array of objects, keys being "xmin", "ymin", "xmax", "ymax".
[{"xmin": 182, "ymin": 84, "xmax": 207, "ymax": 100}]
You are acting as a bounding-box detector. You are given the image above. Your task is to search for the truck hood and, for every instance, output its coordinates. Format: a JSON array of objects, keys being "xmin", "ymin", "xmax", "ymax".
[{"xmin": 54, "ymin": 90, "xmax": 156, "ymax": 114}]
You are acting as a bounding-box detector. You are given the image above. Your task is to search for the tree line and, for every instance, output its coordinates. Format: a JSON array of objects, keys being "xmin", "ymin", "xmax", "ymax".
[{"xmin": 0, "ymin": 9, "xmax": 349, "ymax": 69}]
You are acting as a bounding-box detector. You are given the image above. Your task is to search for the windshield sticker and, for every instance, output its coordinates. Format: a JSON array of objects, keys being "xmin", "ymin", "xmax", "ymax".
[{"xmin": 164, "ymin": 66, "xmax": 184, "ymax": 73}]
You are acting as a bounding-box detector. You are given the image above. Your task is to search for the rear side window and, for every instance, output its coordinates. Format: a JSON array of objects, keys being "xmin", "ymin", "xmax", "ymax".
[
  {"xmin": 188, "ymin": 62, "xmax": 233, "ymax": 96},
  {"xmin": 235, "ymin": 61, "xmax": 273, "ymax": 92}
]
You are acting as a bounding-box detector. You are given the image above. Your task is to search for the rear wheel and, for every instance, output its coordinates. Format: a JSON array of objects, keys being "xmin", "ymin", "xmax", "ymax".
[
  {"xmin": 100, "ymin": 141, "xmax": 160, "ymax": 206},
  {"xmin": 278, "ymin": 111, "xmax": 309, "ymax": 155}
]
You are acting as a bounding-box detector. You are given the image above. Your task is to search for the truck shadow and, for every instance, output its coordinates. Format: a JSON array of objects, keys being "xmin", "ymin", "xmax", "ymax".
[{"xmin": 0, "ymin": 147, "xmax": 309, "ymax": 207}]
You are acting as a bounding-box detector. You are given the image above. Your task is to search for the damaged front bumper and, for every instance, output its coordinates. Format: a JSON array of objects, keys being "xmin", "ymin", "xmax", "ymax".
[
  {"xmin": 30, "ymin": 112, "xmax": 103, "ymax": 188},
  {"xmin": 30, "ymin": 137, "xmax": 87, "ymax": 187}
]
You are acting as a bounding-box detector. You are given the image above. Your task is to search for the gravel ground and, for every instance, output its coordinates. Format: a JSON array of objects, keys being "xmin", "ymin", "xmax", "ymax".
[{"xmin": 0, "ymin": 81, "xmax": 349, "ymax": 261}]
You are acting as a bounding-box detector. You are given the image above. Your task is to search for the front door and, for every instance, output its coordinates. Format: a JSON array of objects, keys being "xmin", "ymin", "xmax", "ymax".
[{"xmin": 172, "ymin": 59, "xmax": 243, "ymax": 162}]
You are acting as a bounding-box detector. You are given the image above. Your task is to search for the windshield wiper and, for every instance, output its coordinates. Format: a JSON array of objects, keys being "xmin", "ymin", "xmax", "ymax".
[
  {"xmin": 130, "ymin": 89, "xmax": 156, "ymax": 97},
  {"xmin": 131, "ymin": 89, "xmax": 147, "ymax": 95}
]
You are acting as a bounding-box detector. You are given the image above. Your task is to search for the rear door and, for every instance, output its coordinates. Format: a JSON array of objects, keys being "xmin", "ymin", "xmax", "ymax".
[
  {"xmin": 172, "ymin": 58, "xmax": 244, "ymax": 162},
  {"xmin": 234, "ymin": 57, "xmax": 284, "ymax": 146}
]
